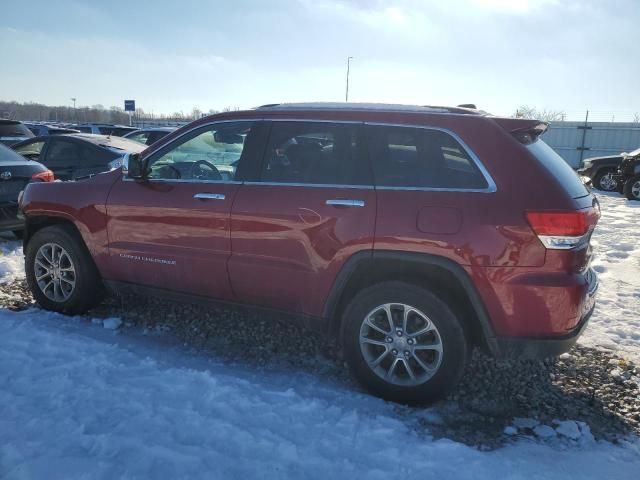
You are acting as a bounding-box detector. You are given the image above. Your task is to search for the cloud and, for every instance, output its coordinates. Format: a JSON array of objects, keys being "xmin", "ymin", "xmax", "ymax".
[{"xmin": 1, "ymin": 0, "xmax": 638, "ymax": 118}]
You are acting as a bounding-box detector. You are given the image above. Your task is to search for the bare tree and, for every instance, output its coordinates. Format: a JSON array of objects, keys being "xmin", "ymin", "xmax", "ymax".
[
  {"xmin": 514, "ymin": 105, "xmax": 566, "ymax": 122},
  {"xmin": 633, "ymin": 112, "xmax": 640, "ymax": 123}
]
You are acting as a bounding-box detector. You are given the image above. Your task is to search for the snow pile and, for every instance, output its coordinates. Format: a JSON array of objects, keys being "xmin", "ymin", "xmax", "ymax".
[
  {"xmin": 1, "ymin": 309, "xmax": 639, "ymax": 479},
  {"xmin": 580, "ymin": 193, "xmax": 640, "ymax": 362},
  {"xmin": 505, "ymin": 418, "xmax": 595, "ymax": 443},
  {"xmin": 0, "ymin": 239, "xmax": 23, "ymax": 285}
]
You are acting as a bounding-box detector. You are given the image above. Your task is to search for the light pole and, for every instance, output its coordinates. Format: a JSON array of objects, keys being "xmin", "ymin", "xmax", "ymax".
[
  {"xmin": 345, "ymin": 56, "xmax": 353, "ymax": 102},
  {"xmin": 70, "ymin": 97, "xmax": 77, "ymax": 122}
]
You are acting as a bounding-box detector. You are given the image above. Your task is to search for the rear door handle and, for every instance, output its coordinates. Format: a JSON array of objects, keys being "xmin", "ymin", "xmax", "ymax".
[
  {"xmin": 194, "ymin": 193, "xmax": 226, "ymax": 200},
  {"xmin": 326, "ymin": 199, "xmax": 365, "ymax": 207}
]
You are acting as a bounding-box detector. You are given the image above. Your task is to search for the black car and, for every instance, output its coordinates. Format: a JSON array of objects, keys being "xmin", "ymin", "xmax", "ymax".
[
  {"xmin": 0, "ymin": 119, "xmax": 35, "ymax": 146},
  {"xmin": 611, "ymin": 148, "xmax": 640, "ymax": 200},
  {"xmin": 576, "ymin": 152, "xmax": 631, "ymax": 192},
  {"xmin": 11, "ymin": 133, "xmax": 146, "ymax": 181},
  {"xmin": 0, "ymin": 143, "xmax": 54, "ymax": 236},
  {"xmin": 123, "ymin": 126, "xmax": 176, "ymax": 145},
  {"xmin": 25, "ymin": 123, "xmax": 81, "ymax": 136}
]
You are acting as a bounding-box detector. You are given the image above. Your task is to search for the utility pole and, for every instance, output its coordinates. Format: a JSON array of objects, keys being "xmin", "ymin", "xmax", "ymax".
[
  {"xmin": 70, "ymin": 97, "xmax": 77, "ymax": 122},
  {"xmin": 345, "ymin": 56, "xmax": 353, "ymax": 102}
]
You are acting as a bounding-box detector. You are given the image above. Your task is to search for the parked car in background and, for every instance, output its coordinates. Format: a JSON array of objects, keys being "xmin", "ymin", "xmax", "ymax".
[
  {"xmin": 11, "ymin": 133, "xmax": 145, "ymax": 181},
  {"xmin": 611, "ymin": 148, "xmax": 640, "ymax": 200},
  {"xmin": 19, "ymin": 103, "xmax": 599, "ymax": 403},
  {"xmin": 0, "ymin": 143, "xmax": 54, "ymax": 237},
  {"xmin": 0, "ymin": 119, "xmax": 34, "ymax": 146},
  {"xmin": 70, "ymin": 124, "xmax": 138, "ymax": 137},
  {"xmin": 577, "ymin": 151, "xmax": 635, "ymax": 191},
  {"xmin": 123, "ymin": 126, "xmax": 176, "ymax": 145},
  {"xmin": 25, "ymin": 123, "xmax": 80, "ymax": 136}
]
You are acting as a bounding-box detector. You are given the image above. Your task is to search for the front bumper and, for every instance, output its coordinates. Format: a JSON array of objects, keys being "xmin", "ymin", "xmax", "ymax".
[{"xmin": 493, "ymin": 268, "xmax": 598, "ymax": 360}]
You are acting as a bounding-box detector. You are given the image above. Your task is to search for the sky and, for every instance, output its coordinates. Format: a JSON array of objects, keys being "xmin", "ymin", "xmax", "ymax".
[{"xmin": 0, "ymin": 0, "xmax": 638, "ymax": 120}]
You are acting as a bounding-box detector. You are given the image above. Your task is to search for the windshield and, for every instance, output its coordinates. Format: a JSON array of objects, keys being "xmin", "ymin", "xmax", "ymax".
[{"xmin": 527, "ymin": 139, "xmax": 589, "ymax": 199}]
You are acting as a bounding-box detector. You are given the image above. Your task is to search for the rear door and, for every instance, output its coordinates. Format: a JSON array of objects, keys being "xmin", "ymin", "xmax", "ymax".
[
  {"xmin": 105, "ymin": 121, "xmax": 266, "ymax": 298},
  {"xmin": 228, "ymin": 120, "xmax": 376, "ymax": 317}
]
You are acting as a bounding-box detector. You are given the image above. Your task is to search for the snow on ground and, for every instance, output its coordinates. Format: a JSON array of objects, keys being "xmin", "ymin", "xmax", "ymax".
[
  {"xmin": 0, "ymin": 194, "xmax": 639, "ymax": 478},
  {"xmin": 1, "ymin": 309, "xmax": 639, "ymax": 480},
  {"xmin": 0, "ymin": 236, "xmax": 23, "ymax": 285},
  {"xmin": 580, "ymin": 193, "xmax": 640, "ymax": 362}
]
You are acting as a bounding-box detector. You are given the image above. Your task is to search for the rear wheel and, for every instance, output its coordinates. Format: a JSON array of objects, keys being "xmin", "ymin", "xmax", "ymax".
[
  {"xmin": 25, "ymin": 225, "xmax": 103, "ymax": 314},
  {"xmin": 341, "ymin": 282, "xmax": 469, "ymax": 404},
  {"xmin": 592, "ymin": 168, "xmax": 618, "ymax": 191},
  {"xmin": 623, "ymin": 175, "xmax": 640, "ymax": 201}
]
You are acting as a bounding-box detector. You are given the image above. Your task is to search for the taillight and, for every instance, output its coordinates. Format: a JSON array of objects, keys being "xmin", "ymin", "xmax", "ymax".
[
  {"xmin": 31, "ymin": 170, "xmax": 55, "ymax": 182},
  {"xmin": 526, "ymin": 208, "xmax": 599, "ymax": 249}
]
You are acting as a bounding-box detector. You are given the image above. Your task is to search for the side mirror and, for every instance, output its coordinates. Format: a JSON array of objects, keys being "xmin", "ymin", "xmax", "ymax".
[{"xmin": 122, "ymin": 153, "xmax": 145, "ymax": 179}]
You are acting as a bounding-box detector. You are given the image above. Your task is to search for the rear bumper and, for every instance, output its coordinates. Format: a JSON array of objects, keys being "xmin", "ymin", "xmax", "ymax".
[
  {"xmin": 493, "ymin": 268, "xmax": 598, "ymax": 359},
  {"xmin": 0, "ymin": 204, "xmax": 23, "ymax": 232}
]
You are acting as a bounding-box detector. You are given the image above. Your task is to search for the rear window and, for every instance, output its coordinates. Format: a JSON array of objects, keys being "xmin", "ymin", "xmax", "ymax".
[
  {"xmin": 99, "ymin": 126, "xmax": 137, "ymax": 137},
  {"xmin": 527, "ymin": 139, "xmax": 589, "ymax": 198},
  {"xmin": 0, "ymin": 121, "xmax": 34, "ymax": 138}
]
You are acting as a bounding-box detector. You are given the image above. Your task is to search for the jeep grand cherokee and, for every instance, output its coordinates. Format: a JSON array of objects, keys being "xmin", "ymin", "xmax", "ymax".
[{"xmin": 19, "ymin": 103, "xmax": 599, "ymax": 403}]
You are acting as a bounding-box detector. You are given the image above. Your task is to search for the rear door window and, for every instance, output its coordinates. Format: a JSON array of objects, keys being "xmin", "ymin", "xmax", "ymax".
[
  {"xmin": 526, "ymin": 139, "xmax": 589, "ymax": 198},
  {"xmin": 259, "ymin": 122, "xmax": 369, "ymax": 185},
  {"xmin": 367, "ymin": 126, "xmax": 489, "ymax": 190},
  {"xmin": 45, "ymin": 139, "xmax": 86, "ymax": 167}
]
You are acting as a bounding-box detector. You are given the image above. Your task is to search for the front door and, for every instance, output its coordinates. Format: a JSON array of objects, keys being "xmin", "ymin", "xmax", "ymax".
[
  {"xmin": 229, "ymin": 120, "xmax": 376, "ymax": 317},
  {"xmin": 105, "ymin": 121, "xmax": 264, "ymax": 299}
]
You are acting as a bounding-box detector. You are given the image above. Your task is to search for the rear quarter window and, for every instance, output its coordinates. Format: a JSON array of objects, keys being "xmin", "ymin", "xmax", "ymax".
[
  {"xmin": 527, "ymin": 139, "xmax": 589, "ymax": 198},
  {"xmin": 368, "ymin": 126, "xmax": 490, "ymax": 190}
]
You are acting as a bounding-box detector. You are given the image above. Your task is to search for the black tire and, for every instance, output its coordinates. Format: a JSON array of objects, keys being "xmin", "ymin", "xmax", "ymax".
[
  {"xmin": 592, "ymin": 168, "xmax": 618, "ymax": 191},
  {"xmin": 623, "ymin": 174, "xmax": 640, "ymax": 201},
  {"xmin": 341, "ymin": 281, "xmax": 469, "ymax": 404},
  {"xmin": 25, "ymin": 225, "xmax": 104, "ymax": 314},
  {"xmin": 12, "ymin": 230, "xmax": 24, "ymax": 240}
]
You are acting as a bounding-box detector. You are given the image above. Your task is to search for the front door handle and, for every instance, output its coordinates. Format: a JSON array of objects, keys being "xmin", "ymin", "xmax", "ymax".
[
  {"xmin": 326, "ymin": 199, "xmax": 365, "ymax": 207},
  {"xmin": 194, "ymin": 193, "xmax": 226, "ymax": 200}
]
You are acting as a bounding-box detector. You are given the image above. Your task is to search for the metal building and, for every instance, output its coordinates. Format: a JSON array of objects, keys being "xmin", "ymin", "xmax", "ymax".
[{"xmin": 543, "ymin": 121, "xmax": 640, "ymax": 169}]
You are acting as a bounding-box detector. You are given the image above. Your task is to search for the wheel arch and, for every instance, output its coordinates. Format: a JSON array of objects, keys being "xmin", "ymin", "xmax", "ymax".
[
  {"xmin": 24, "ymin": 215, "xmax": 87, "ymax": 251},
  {"xmin": 323, "ymin": 250, "xmax": 498, "ymax": 355}
]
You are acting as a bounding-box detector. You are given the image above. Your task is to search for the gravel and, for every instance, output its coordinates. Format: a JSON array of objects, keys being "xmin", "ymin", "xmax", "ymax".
[{"xmin": 2, "ymin": 279, "xmax": 639, "ymax": 448}]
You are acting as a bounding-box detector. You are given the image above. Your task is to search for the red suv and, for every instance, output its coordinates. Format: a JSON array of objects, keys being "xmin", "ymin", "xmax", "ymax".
[{"xmin": 20, "ymin": 103, "xmax": 599, "ymax": 403}]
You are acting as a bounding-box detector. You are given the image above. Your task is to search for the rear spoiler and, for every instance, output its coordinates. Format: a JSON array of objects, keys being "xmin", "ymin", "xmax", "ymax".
[{"xmin": 492, "ymin": 118, "xmax": 549, "ymax": 145}]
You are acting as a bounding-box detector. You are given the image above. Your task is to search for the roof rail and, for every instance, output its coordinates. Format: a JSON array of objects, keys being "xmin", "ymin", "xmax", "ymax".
[{"xmin": 255, "ymin": 102, "xmax": 484, "ymax": 115}]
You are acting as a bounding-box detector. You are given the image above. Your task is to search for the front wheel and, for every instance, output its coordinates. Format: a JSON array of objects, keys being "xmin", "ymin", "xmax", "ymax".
[
  {"xmin": 592, "ymin": 168, "xmax": 618, "ymax": 191},
  {"xmin": 623, "ymin": 174, "xmax": 640, "ymax": 201},
  {"xmin": 25, "ymin": 225, "xmax": 104, "ymax": 314},
  {"xmin": 341, "ymin": 282, "xmax": 469, "ymax": 404}
]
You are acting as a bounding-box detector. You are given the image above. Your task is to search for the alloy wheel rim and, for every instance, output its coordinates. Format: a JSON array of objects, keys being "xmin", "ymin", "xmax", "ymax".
[
  {"xmin": 34, "ymin": 243, "xmax": 76, "ymax": 302},
  {"xmin": 599, "ymin": 174, "xmax": 617, "ymax": 191},
  {"xmin": 632, "ymin": 181, "xmax": 640, "ymax": 199},
  {"xmin": 359, "ymin": 303, "xmax": 443, "ymax": 386}
]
